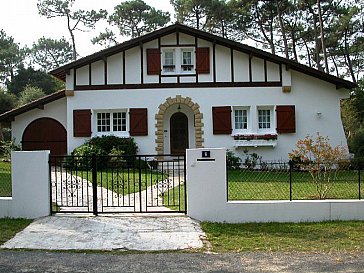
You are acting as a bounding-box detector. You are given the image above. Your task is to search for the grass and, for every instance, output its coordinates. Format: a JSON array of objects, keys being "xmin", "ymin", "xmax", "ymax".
[
  {"xmin": 0, "ymin": 218, "xmax": 32, "ymax": 245},
  {"xmin": 0, "ymin": 161, "xmax": 11, "ymax": 197},
  {"xmin": 228, "ymin": 169, "xmax": 361, "ymax": 200},
  {"xmin": 201, "ymin": 221, "xmax": 364, "ymax": 253},
  {"xmin": 162, "ymin": 184, "xmax": 185, "ymax": 212}
]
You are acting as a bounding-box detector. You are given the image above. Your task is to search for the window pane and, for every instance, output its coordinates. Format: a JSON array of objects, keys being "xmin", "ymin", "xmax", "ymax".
[
  {"xmin": 97, "ymin": 113, "xmax": 110, "ymax": 132},
  {"xmin": 258, "ymin": 109, "xmax": 271, "ymax": 129},
  {"xmin": 113, "ymin": 112, "xmax": 127, "ymax": 132},
  {"xmin": 164, "ymin": 52, "xmax": 174, "ymax": 65},
  {"xmin": 234, "ymin": 109, "xmax": 247, "ymax": 130},
  {"xmin": 183, "ymin": 51, "xmax": 192, "ymax": 65}
]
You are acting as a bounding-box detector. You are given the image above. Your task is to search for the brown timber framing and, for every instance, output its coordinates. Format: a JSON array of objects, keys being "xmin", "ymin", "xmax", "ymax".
[
  {"xmin": 140, "ymin": 43, "xmax": 144, "ymax": 84},
  {"xmin": 51, "ymin": 24, "xmax": 356, "ymax": 90},
  {"xmin": 213, "ymin": 42, "xmax": 216, "ymax": 83},
  {"xmin": 231, "ymin": 48, "xmax": 234, "ymax": 83},
  {"xmin": 74, "ymin": 81, "xmax": 282, "ymax": 91},
  {"xmin": 123, "ymin": 51, "xmax": 126, "ymax": 85},
  {"xmin": 104, "ymin": 57, "xmax": 107, "ymax": 85},
  {"xmin": 89, "ymin": 63, "xmax": 92, "ymax": 85},
  {"xmin": 264, "ymin": 59, "xmax": 268, "ymax": 82},
  {"xmin": 195, "ymin": 36, "xmax": 198, "ymax": 83}
]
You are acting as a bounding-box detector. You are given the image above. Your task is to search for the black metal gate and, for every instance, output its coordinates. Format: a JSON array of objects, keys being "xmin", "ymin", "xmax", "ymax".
[{"xmin": 49, "ymin": 154, "xmax": 186, "ymax": 215}]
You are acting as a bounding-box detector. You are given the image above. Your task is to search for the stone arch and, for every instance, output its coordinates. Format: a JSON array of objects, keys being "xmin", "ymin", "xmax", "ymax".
[{"xmin": 155, "ymin": 95, "xmax": 204, "ymax": 154}]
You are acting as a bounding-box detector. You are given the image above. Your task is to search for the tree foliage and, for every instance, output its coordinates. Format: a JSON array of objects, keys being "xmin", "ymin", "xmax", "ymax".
[
  {"xmin": 93, "ymin": 0, "xmax": 170, "ymax": 46},
  {"xmin": 37, "ymin": 0, "xmax": 107, "ymax": 60},
  {"xmin": 0, "ymin": 88, "xmax": 17, "ymax": 115},
  {"xmin": 7, "ymin": 66, "xmax": 64, "ymax": 96},
  {"xmin": 17, "ymin": 85, "xmax": 46, "ymax": 107},
  {"xmin": 0, "ymin": 30, "xmax": 25, "ymax": 85},
  {"xmin": 28, "ymin": 37, "xmax": 73, "ymax": 71}
]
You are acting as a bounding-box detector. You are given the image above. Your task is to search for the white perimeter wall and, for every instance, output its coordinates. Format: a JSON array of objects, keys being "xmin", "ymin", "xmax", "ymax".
[
  {"xmin": 0, "ymin": 151, "xmax": 50, "ymax": 219},
  {"xmin": 187, "ymin": 148, "xmax": 364, "ymax": 223}
]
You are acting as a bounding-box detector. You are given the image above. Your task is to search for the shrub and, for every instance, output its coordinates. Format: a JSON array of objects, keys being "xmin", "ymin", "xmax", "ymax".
[
  {"xmin": 289, "ymin": 134, "xmax": 349, "ymax": 199},
  {"xmin": 68, "ymin": 136, "xmax": 139, "ymax": 170},
  {"xmin": 349, "ymin": 130, "xmax": 364, "ymax": 169},
  {"xmin": 226, "ymin": 150, "xmax": 242, "ymax": 170},
  {"xmin": 88, "ymin": 136, "xmax": 138, "ymax": 155}
]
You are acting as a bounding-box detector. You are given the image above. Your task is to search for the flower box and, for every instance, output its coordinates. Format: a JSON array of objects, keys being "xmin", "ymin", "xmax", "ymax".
[{"xmin": 233, "ymin": 134, "xmax": 278, "ymax": 147}]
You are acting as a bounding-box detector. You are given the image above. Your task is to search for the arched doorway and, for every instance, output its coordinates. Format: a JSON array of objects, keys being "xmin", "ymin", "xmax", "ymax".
[
  {"xmin": 22, "ymin": 118, "xmax": 67, "ymax": 155},
  {"xmin": 170, "ymin": 112, "xmax": 189, "ymax": 155}
]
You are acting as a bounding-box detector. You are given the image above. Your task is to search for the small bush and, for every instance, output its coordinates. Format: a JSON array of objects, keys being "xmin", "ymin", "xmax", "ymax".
[
  {"xmin": 226, "ymin": 150, "xmax": 242, "ymax": 170},
  {"xmin": 68, "ymin": 136, "xmax": 139, "ymax": 170}
]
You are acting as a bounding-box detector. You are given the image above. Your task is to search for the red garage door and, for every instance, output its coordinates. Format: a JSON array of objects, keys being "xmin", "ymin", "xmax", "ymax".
[{"xmin": 22, "ymin": 118, "xmax": 67, "ymax": 155}]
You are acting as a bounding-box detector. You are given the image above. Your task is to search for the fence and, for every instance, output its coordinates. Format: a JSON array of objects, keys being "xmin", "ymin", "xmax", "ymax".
[
  {"xmin": 50, "ymin": 154, "xmax": 186, "ymax": 214},
  {"xmin": 0, "ymin": 160, "xmax": 11, "ymax": 197},
  {"xmin": 227, "ymin": 161, "xmax": 362, "ymax": 201}
]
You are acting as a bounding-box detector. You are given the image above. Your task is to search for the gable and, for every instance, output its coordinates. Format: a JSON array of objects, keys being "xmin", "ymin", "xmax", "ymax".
[{"xmin": 51, "ymin": 23, "xmax": 356, "ymax": 91}]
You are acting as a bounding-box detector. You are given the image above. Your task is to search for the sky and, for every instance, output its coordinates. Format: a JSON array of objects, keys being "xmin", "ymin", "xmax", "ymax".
[{"xmin": 0, "ymin": 0, "xmax": 175, "ymax": 57}]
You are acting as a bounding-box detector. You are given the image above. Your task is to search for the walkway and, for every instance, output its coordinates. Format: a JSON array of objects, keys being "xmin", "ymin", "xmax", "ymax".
[{"xmin": 1, "ymin": 215, "xmax": 205, "ymax": 251}]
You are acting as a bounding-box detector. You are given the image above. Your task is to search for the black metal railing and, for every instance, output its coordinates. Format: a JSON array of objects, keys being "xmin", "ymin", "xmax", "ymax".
[
  {"xmin": 50, "ymin": 154, "xmax": 186, "ymax": 214},
  {"xmin": 227, "ymin": 161, "xmax": 362, "ymax": 201},
  {"xmin": 0, "ymin": 160, "xmax": 11, "ymax": 197}
]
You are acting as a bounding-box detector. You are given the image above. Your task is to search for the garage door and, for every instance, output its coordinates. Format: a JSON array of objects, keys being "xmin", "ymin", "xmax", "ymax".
[{"xmin": 22, "ymin": 118, "xmax": 67, "ymax": 155}]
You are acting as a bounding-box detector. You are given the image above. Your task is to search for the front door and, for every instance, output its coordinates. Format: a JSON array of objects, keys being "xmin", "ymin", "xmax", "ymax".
[{"xmin": 170, "ymin": 112, "xmax": 189, "ymax": 155}]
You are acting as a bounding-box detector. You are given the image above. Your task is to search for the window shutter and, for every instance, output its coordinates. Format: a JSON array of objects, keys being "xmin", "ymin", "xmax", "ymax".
[
  {"xmin": 130, "ymin": 108, "xmax": 148, "ymax": 136},
  {"xmin": 196, "ymin": 47, "xmax": 210, "ymax": 74},
  {"xmin": 276, "ymin": 105, "xmax": 296, "ymax": 133},
  {"xmin": 73, "ymin": 109, "xmax": 91, "ymax": 137},
  {"xmin": 147, "ymin": 48, "xmax": 161, "ymax": 75},
  {"xmin": 212, "ymin": 106, "xmax": 232, "ymax": 134}
]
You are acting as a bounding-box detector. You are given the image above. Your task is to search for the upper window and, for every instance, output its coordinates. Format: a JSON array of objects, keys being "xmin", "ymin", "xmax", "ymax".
[
  {"xmin": 96, "ymin": 110, "xmax": 127, "ymax": 135},
  {"xmin": 163, "ymin": 50, "xmax": 175, "ymax": 72},
  {"xmin": 181, "ymin": 50, "xmax": 194, "ymax": 72}
]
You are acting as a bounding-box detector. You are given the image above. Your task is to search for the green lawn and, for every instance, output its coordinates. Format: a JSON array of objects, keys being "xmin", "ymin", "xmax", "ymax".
[
  {"xmin": 162, "ymin": 184, "xmax": 185, "ymax": 212},
  {"xmin": 77, "ymin": 168, "xmax": 167, "ymax": 196},
  {"xmin": 202, "ymin": 221, "xmax": 364, "ymax": 253},
  {"xmin": 0, "ymin": 161, "xmax": 11, "ymax": 197},
  {"xmin": 0, "ymin": 218, "xmax": 32, "ymax": 245},
  {"xmin": 228, "ymin": 169, "xmax": 361, "ymax": 200}
]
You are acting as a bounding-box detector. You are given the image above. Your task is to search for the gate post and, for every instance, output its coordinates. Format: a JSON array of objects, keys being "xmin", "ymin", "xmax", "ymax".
[{"xmin": 92, "ymin": 154, "xmax": 98, "ymax": 216}]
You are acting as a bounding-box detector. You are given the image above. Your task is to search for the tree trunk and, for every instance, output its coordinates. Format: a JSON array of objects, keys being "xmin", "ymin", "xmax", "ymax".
[
  {"xmin": 344, "ymin": 29, "xmax": 357, "ymax": 83},
  {"xmin": 277, "ymin": 1, "xmax": 289, "ymax": 59},
  {"xmin": 67, "ymin": 13, "xmax": 77, "ymax": 60},
  {"xmin": 317, "ymin": 0, "xmax": 329, "ymax": 73}
]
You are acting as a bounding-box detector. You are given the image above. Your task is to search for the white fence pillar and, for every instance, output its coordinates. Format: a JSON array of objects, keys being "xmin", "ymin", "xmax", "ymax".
[{"xmin": 0, "ymin": 151, "xmax": 50, "ymax": 219}]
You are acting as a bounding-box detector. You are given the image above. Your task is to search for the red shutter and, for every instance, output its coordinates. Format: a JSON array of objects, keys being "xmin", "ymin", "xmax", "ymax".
[
  {"xmin": 73, "ymin": 109, "xmax": 91, "ymax": 137},
  {"xmin": 147, "ymin": 48, "xmax": 161, "ymax": 75},
  {"xmin": 130, "ymin": 108, "xmax": 148, "ymax": 136},
  {"xmin": 196, "ymin": 47, "xmax": 210, "ymax": 74},
  {"xmin": 276, "ymin": 105, "xmax": 296, "ymax": 133},
  {"xmin": 212, "ymin": 106, "xmax": 232, "ymax": 134}
]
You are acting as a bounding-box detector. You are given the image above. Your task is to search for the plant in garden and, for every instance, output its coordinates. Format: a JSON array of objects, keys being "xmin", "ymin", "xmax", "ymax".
[
  {"xmin": 0, "ymin": 139, "xmax": 21, "ymax": 161},
  {"xmin": 226, "ymin": 150, "xmax": 242, "ymax": 170},
  {"xmin": 289, "ymin": 134, "xmax": 349, "ymax": 199}
]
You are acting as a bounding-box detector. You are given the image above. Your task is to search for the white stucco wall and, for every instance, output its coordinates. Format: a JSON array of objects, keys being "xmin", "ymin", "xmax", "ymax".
[
  {"xmin": 66, "ymin": 72, "xmax": 348, "ymax": 161},
  {"xmin": 187, "ymin": 148, "xmax": 364, "ymax": 223},
  {"xmin": 0, "ymin": 151, "xmax": 50, "ymax": 219},
  {"xmin": 12, "ymin": 97, "xmax": 67, "ymax": 148}
]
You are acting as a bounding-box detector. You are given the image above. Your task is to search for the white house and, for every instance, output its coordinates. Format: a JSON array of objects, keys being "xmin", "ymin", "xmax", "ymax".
[{"xmin": 0, "ymin": 23, "xmax": 356, "ymax": 161}]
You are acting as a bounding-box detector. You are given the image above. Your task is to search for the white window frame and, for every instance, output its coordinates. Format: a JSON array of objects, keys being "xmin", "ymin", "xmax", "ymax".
[
  {"xmin": 162, "ymin": 49, "xmax": 175, "ymax": 73},
  {"xmin": 257, "ymin": 106, "xmax": 275, "ymax": 133},
  {"xmin": 94, "ymin": 109, "xmax": 129, "ymax": 137},
  {"xmin": 181, "ymin": 48, "xmax": 194, "ymax": 73},
  {"xmin": 232, "ymin": 106, "xmax": 250, "ymax": 135}
]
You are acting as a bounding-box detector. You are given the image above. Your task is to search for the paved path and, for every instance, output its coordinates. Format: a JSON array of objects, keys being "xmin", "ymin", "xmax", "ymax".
[
  {"xmin": 1, "ymin": 251, "xmax": 363, "ymax": 273},
  {"xmin": 1, "ymin": 215, "xmax": 204, "ymax": 251}
]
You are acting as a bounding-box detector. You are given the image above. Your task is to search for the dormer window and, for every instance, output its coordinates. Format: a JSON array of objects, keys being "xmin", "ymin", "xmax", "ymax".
[{"xmin": 163, "ymin": 50, "xmax": 175, "ymax": 72}]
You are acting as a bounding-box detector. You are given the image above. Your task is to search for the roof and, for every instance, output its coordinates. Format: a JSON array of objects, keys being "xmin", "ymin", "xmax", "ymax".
[
  {"xmin": 50, "ymin": 23, "xmax": 357, "ymax": 90},
  {"xmin": 0, "ymin": 90, "xmax": 66, "ymax": 123}
]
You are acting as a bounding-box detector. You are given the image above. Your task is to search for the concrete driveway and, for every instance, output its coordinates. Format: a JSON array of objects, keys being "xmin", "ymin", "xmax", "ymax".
[{"xmin": 1, "ymin": 215, "xmax": 205, "ymax": 251}]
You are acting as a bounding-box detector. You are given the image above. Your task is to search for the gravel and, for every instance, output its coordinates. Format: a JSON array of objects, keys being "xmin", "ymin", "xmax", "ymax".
[{"xmin": 1, "ymin": 250, "xmax": 364, "ymax": 273}]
